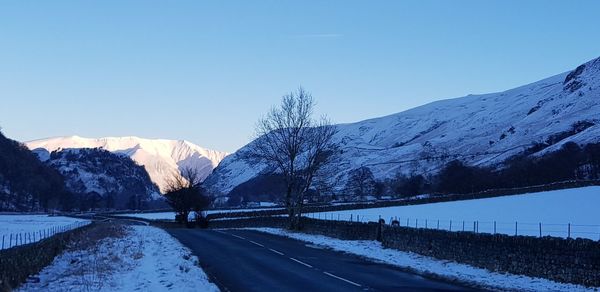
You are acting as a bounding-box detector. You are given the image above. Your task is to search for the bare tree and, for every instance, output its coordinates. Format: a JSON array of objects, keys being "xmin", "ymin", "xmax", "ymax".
[
  {"xmin": 246, "ymin": 88, "xmax": 337, "ymax": 229},
  {"xmin": 164, "ymin": 168, "xmax": 210, "ymax": 225},
  {"xmin": 345, "ymin": 166, "xmax": 377, "ymax": 200}
]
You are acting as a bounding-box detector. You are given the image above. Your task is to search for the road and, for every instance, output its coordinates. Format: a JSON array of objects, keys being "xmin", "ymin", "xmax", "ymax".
[{"xmin": 167, "ymin": 229, "xmax": 478, "ymax": 292}]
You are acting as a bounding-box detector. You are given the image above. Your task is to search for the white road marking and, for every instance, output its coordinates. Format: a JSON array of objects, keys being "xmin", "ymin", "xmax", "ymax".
[
  {"xmin": 269, "ymin": 248, "xmax": 284, "ymax": 255},
  {"xmin": 249, "ymin": 240, "xmax": 264, "ymax": 247},
  {"xmin": 289, "ymin": 257, "xmax": 313, "ymax": 268},
  {"xmin": 230, "ymin": 234, "xmax": 246, "ymax": 240},
  {"xmin": 323, "ymin": 272, "xmax": 362, "ymax": 287}
]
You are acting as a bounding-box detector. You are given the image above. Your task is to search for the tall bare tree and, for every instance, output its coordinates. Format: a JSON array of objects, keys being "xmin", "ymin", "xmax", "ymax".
[
  {"xmin": 247, "ymin": 88, "xmax": 337, "ymax": 229},
  {"xmin": 345, "ymin": 166, "xmax": 377, "ymax": 200},
  {"xmin": 164, "ymin": 168, "xmax": 210, "ymax": 225}
]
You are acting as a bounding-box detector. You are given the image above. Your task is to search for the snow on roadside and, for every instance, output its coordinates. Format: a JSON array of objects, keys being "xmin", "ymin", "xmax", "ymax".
[
  {"xmin": 19, "ymin": 225, "xmax": 218, "ymax": 292},
  {"xmin": 248, "ymin": 228, "xmax": 597, "ymax": 292}
]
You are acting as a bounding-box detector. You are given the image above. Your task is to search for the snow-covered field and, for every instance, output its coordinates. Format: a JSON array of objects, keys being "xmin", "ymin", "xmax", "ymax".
[
  {"xmin": 0, "ymin": 215, "xmax": 90, "ymax": 249},
  {"xmin": 308, "ymin": 186, "xmax": 600, "ymax": 240},
  {"xmin": 19, "ymin": 225, "xmax": 219, "ymax": 292},
  {"xmin": 250, "ymin": 228, "xmax": 597, "ymax": 292},
  {"xmin": 118, "ymin": 207, "xmax": 284, "ymax": 221}
]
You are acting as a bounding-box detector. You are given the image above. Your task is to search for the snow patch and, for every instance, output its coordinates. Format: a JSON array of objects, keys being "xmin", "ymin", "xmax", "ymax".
[{"xmin": 19, "ymin": 225, "xmax": 218, "ymax": 292}]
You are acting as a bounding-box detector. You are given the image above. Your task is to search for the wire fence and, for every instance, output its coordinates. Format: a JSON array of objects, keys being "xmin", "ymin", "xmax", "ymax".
[
  {"xmin": 0, "ymin": 221, "xmax": 90, "ymax": 251},
  {"xmin": 306, "ymin": 212, "xmax": 600, "ymax": 241}
]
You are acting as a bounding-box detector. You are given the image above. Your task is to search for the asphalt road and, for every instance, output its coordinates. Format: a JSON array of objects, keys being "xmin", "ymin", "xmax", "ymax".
[{"xmin": 167, "ymin": 229, "xmax": 478, "ymax": 292}]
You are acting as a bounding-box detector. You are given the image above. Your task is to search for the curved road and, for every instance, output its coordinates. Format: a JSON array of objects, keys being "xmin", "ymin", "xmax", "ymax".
[{"xmin": 167, "ymin": 229, "xmax": 478, "ymax": 292}]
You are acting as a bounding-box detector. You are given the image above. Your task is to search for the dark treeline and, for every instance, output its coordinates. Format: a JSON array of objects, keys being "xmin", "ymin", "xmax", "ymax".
[
  {"xmin": 0, "ymin": 131, "xmax": 71, "ymax": 211},
  {"xmin": 226, "ymin": 174, "xmax": 288, "ymax": 206},
  {"xmin": 391, "ymin": 141, "xmax": 600, "ymax": 196}
]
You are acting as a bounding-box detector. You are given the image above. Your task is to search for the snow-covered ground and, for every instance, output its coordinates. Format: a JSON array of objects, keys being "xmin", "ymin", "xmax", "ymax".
[
  {"xmin": 0, "ymin": 215, "xmax": 90, "ymax": 249},
  {"xmin": 250, "ymin": 228, "xmax": 597, "ymax": 292},
  {"xmin": 19, "ymin": 225, "xmax": 219, "ymax": 292},
  {"xmin": 307, "ymin": 186, "xmax": 600, "ymax": 240},
  {"xmin": 118, "ymin": 207, "xmax": 284, "ymax": 221}
]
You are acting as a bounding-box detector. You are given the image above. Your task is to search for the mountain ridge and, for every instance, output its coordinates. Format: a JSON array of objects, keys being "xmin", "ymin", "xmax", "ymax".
[
  {"xmin": 203, "ymin": 56, "xmax": 600, "ymax": 200},
  {"xmin": 26, "ymin": 136, "xmax": 229, "ymax": 193}
]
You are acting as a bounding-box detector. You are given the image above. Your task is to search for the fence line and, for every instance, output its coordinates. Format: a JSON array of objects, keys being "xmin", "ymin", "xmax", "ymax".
[
  {"xmin": 306, "ymin": 212, "xmax": 600, "ymax": 241},
  {"xmin": 0, "ymin": 221, "xmax": 90, "ymax": 251}
]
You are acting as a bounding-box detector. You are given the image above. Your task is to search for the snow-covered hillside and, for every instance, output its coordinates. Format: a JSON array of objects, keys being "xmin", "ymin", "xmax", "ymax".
[
  {"xmin": 205, "ymin": 56, "xmax": 600, "ymax": 198},
  {"xmin": 26, "ymin": 136, "xmax": 229, "ymax": 193},
  {"xmin": 45, "ymin": 148, "xmax": 160, "ymax": 209}
]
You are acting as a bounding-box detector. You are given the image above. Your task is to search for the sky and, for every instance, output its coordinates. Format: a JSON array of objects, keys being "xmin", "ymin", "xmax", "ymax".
[{"xmin": 1, "ymin": 1, "xmax": 599, "ymax": 152}]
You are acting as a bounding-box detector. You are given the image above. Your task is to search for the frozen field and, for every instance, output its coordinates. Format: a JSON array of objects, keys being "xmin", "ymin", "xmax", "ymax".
[
  {"xmin": 308, "ymin": 186, "xmax": 600, "ymax": 240},
  {"xmin": 0, "ymin": 215, "xmax": 90, "ymax": 249},
  {"xmin": 119, "ymin": 207, "xmax": 284, "ymax": 221}
]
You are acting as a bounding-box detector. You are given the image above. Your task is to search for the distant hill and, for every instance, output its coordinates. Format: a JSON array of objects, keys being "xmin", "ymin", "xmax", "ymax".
[
  {"xmin": 27, "ymin": 136, "xmax": 229, "ymax": 193},
  {"xmin": 0, "ymin": 131, "xmax": 69, "ymax": 211},
  {"xmin": 205, "ymin": 56, "xmax": 600, "ymax": 202},
  {"xmin": 43, "ymin": 148, "xmax": 161, "ymax": 210}
]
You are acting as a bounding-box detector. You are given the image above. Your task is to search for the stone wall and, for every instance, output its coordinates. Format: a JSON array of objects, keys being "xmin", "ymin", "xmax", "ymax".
[
  {"xmin": 296, "ymin": 217, "xmax": 380, "ymax": 240},
  {"xmin": 208, "ymin": 217, "xmax": 288, "ymax": 229},
  {"xmin": 0, "ymin": 223, "xmax": 94, "ymax": 290},
  {"xmin": 208, "ymin": 216, "xmax": 379, "ymax": 240},
  {"xmin": 381, "ymin": 226, "xmax": 600, "ymax": 287},
  {"xmin": 206, "ymin": 216, "xmax": 600, "ymax": 287}
]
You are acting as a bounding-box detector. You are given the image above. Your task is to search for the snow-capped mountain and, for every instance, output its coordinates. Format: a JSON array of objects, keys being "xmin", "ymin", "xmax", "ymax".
[
  {"xmin": 26, "ymin": 136, "xmax": 229, "ymax": 193},
  {"xmin": 204, "ymin": 56, "xmax": 600, "ymax": 198}
]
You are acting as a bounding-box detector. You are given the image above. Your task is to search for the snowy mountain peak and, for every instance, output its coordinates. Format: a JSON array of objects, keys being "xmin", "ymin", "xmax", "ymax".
[{"xmin": 26, "ymin": 136, "xmax": 229, "ymax": 193}]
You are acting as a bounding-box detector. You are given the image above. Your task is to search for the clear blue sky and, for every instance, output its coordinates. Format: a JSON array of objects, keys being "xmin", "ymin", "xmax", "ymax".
[{"xmin": 1, "ymin": 1, "xmax": 599, "ymax": 152}]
